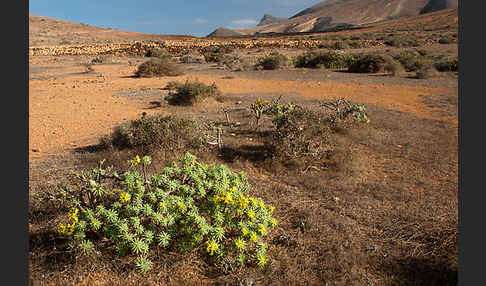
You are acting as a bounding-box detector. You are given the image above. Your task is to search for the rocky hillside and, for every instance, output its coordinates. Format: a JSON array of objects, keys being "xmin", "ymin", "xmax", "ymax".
[
  {"xmin": 206, "ymin": 27, "xmax": 244, "ymax": 38},
  {"xmin": 207, "ymin": 0, "xmax": 458, "ymax": 37},
  {"xmin": 257, "ymin": 14, "xmax": 287, "ymax": 26}
]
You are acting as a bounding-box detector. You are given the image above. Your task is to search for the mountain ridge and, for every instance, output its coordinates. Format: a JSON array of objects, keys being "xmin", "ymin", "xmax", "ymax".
[{"xmin": 207, "ymin": 0, "xmax": 458, "ymax": 37}]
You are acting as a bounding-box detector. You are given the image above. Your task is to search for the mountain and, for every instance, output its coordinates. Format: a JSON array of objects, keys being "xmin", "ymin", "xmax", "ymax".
[
  {"xmin": 29, "ymin": 14, "xmax": 195, "ymax": 47},
  {"xmin": 206, "ymin": 27, "xmax": 244, "ymax": 38},
  {"xmin": 257, "ymin": 14, "xmax": 287, "ymax": 26},
  {"xmin": 207, "ymin": 0, "xmax": 458, "ymax": 37}
]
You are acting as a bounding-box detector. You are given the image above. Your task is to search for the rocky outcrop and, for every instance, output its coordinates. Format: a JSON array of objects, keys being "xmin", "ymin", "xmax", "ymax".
[{"xmin": 257, "ymin": 14, "xmax": 286, "ymax": 26}]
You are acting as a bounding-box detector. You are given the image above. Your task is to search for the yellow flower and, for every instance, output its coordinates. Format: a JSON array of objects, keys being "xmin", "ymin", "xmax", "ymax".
[
  {"xmin": 213, "ymin": 195, "xmax": 222, "ymax": 204},
  {"xmin": 247, "ymin": 209, "xmax": 255, "ymax": 220},
  {"xmin": 177, "ymin": 201, "xmax": 186, "ymax": 213},
  {"xmin": 250, "ymin": 198, "xmax": 258, "ymax": 206},
  {"xmin": 241, "ymin": 227, "xmax": 249, "ymax": 236},
  {"xmin": 57, "ymin": 223, "xmax": 66, "ymax": 235},
  {"xmin": 256, "ymin": 253, "xmax": 267, "ymax": 267},
  {"xmin": 269, "ymin": 218, "xmax": 278, "ymax": 227},
  {"xmin": 237, "ymin": 196, "xmax": 249, "ymax": 209},
  {"xmin": 222, "ymin": 192, "xmax": 233, "ymax": 205},
  {"xmin": 206, "ymin": 240, "xmax": 219, "ymax": 256},
  {"xmin": 159, "ymin": 201, "xmax": 167, "ymax": 209},
  {"xmin": 68, "ymin": 208, "xmax": 79, "ymax": 223},
  {"xmin": 258, "ymin": 225, "xmax": 267, "ymax": 236},
  {"xmin": 57, "ymin": 222, "xmax": 75, "ymax": 236},
  {"xmin": 258, "ymin": 200, "xmax": 265, "ymax": 210},
  {"xmin": 119, "ymin": 192, "xmax": 131, "ymax": 204},
  {"xmin": 250, "ymin": 232, "xmax": 258, "ymax": 242},
  {"xmin": 131, "ymin": 155, "xmax": 141, "ymax": 166},
  {"xmin": 234, "ymin": 238, "xmax": 246, "ymax": 251}
]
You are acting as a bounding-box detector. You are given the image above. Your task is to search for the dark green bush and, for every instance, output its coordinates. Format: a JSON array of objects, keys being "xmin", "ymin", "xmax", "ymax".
[
  {"xmin": 393, "ymin": 52, "xmax": 433, "ymax": 72},
  {"xmin": 438, "ymin": 37, "xmax": 453, "ymax": 44},
  {"xmin": 134, "ymin": 58, "xmax": 184, "ymax": 78},
  {"xmin": 415, "ymin": 66, "xmax": 439, "ymax": 79},
  {"xmin": 202, "ymin": 46, "xmax": 233, "ymax": 63},
  {"xmin": 105, "ymin": 115, "xmax": 206, "ymax": 152},
  {"xmin": 348, "ymin": 54, "xmax": 396, "ymax": 73},
  {"xmin": 266, "ymin": 104, "xmax": 332, "ymax": 160},
  {"xmin": 203, "ymin": 51, "xmax": 225, "ymax": 63},
  {"xmin": 295, "ymin": 50, "xmax": 356, "ymax": 69},
  {"xmin": 56, "ymin": 153, "xmax": 277, "ymax": 272},
  {"xmin": 384, "ymin": 35, "xmax": 420, "ymax": 47},
  {"xmin": 434, "ymin": 58, "xmax": 458, "ymax": 72},
  {"xmin": 164, "ymin": 80, "xmax": 222, "ymax": 106},
  {"xmin": 384, "ymin": 60, "xmax": 406, "ymax": 76},
  {"xmin": 254, "ymin": 52, "xmax": 291, "ymax": 70}
]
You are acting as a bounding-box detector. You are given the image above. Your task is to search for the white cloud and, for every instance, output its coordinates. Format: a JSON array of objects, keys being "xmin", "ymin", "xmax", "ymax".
[{"xmin": 230, "ymin": 19, "xmax": 258, "ymax": 28}]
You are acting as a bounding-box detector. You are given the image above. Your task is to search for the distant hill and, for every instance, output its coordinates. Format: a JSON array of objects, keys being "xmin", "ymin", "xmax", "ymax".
[
  {"xmin": 257, "ymin": 14, "xmax": 287, "ymax": 26},
  {"xmin": 206, "ymin": 27, "xmax": 244, "ymax": 38},
  {"xmin": 29, "ymin": 14, "xmax": 195, "ymax": 47},
  {"xmin": 207, "ymin": 0, "xmax": 458, "ymax": 37}
]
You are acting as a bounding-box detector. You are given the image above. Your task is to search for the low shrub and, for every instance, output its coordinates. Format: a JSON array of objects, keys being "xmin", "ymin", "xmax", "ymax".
[
  {"xmin": 202, "ymin": 46, "xmax": 233, "ymax": 63},
  {"xmin": 319, "ymin": 98, "xmax": 370, "ymax": 126},
  {"xmin": 346, "ymin": 40, "xmax": 363, "ymax": 49},
  {"xmin": 295, "ymin": 50, "xmax": 356, "ymax": 69},
  {"xmin": 434, "ymin": 58, "xmax": 458, "ymax": 72},
  {"xmin": 164, "ymin": 80, "xmax": 223, "ymax": 106},
  {"xmin": 384, "ymin": 35, "xmax": 420, "ymax": 47},
  {"xmin": 264, "ymin": 99, "xmax": 368, "ymax": 164},
  {"xmin": 203, "ymin": 51, "xmax": 225, "ymax": 63},
  {"xmin": 56, "ymin": 153, "xmax": 278, "ymax": 272},
  {"xmin": 438, "ymin": 37, "xmax": 453, "ymax": 44},
  {"xmin": 348, "ymin": 54, "xmax": 396, "ymax": 73},
  {"xmin": 384, "ymin": 60, "xmax": 406, "ymax": 76},
  {"xmin": 104, "ymin": 114, "xmax": 207, "ymax": 152},
  {"xmin": 266, "ymin": 103, "xmax": 332, "ymax": 160},
  {"xmin": 91, "ymin": 55, "xmax": 112, "ymax": 64},
  {"xmin": 180, "ymin": 53, "xmax": 205, "ymax": 64},
  {"xmin": 331, "ymin": 41, "xmax": 350, "ymax": 50},
  {"xmin": 145, "ymin": 48, "xmax": 170, "ymax": 59},
  {"xmin": 254, "ymin": 52, "xmax": 291, "ymax": 70},
  {"xmin": 220, "ymin": 55, "xmax": 245, "ymax": 70},
  {"xmin": 415, "ymin": 66, "xmax": 439, "ymax": 79},
  {"xmin": 393, "ymin": 52, "xmax": 433, "ymax": 72},
  {"xmin": 134, "ymin": 58, "xmax": 184, "ymax": 78}
]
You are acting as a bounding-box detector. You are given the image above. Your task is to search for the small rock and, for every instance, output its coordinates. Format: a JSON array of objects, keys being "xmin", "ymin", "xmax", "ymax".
[{"xmin": 236, "ymin": 101, "xmax": 242, "ymax": 105}]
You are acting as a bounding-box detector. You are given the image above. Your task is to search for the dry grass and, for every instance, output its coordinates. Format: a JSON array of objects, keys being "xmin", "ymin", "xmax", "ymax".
[{"xmin": 30, "ymin": 95, "xmax": 457, "ymax": 285}]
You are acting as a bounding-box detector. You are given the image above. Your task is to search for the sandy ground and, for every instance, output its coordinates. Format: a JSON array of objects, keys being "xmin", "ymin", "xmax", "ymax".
[{"xmin": 29, "ymin": 58, "xmax": 457, "ymax": 161}]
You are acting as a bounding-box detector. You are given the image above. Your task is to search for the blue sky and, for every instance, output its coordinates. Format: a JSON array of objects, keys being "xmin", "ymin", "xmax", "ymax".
[{"xmin": 29, "ymin": 0, "xmax": 323, "ymax": 37}]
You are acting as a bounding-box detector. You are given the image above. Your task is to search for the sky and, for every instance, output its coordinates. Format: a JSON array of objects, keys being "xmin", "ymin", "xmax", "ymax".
[{"xmin": 29, "ymin": 0, "xmax": 323, "ymax": 37}]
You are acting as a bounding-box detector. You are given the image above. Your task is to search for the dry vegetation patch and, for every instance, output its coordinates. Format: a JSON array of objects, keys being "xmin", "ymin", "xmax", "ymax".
[{"xmin": 135, "ymin": 58, "xmax": 184, "ymax": 77}]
